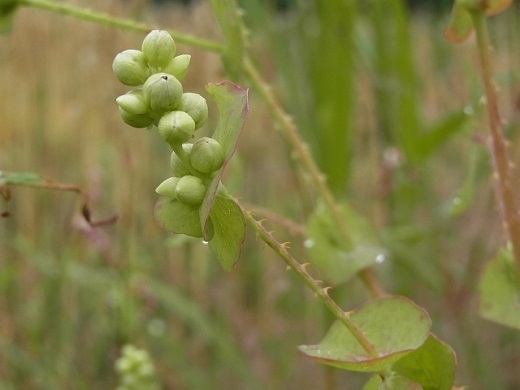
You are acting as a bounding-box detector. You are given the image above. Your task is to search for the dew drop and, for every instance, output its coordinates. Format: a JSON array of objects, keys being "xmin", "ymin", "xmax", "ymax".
[
  {"xmin": 202, "ymin": 240, "xmax": 209, "ymax": 245},
  {"xmin": 304, "ymin": 239, "xmax": 315, "ymax": 248},
  {"xmin": 375, "ymin": 253, "xmax": 386, "ymax": 264}
]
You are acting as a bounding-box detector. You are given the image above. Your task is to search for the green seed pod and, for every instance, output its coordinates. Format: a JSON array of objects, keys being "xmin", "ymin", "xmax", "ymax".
[
  {"xmin": 162, "ymin": 54, "xmax": 191, "ymax": 80},
  {"xmin": 170, "ymin": 143, "xmax": 193, "ymax": 177},
  {"xmin": 190, "ymin": 137, "xmax": 225, "ymax": 174},
  {"xmin": 179, "ymin": 93, "xmax": 208, "ymax": 129},
  {"xmin": 118, "ymin": 107, "xmax": 155, "ymax": 128},
  {"xmin": 158, "ymin": 111, "xmax": 196, "ymax": 145},
  {"xmin": 116, "ymin": 90, "xmax": 148, "ymax": 115},
  {"xmin": 155, "ymin": 177, "xmax": 180, "ymax": 198},
  {"xmin": 175, "ymin": 175, "xmax": 206, "ymax": 206},
  {"xmin": 112, "ymin": 49, "xmax": 150, "ymax": 86},
  {"xmin": 142, "ymin": 30, "xmax": 176, "ymax": 68},
  {"xmin": 143, "ymin": 73, "xmax": 183, "ymax": 114}
]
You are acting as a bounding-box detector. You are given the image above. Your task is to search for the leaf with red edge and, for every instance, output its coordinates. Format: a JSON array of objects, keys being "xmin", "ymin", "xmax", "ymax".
[
  {"xmin": 199, "ymin": 81, "xmax": 248, "ymax": 240},
  {"xmin": 299, "ymin": 297, "xmax": 431, "ymax": 372}
]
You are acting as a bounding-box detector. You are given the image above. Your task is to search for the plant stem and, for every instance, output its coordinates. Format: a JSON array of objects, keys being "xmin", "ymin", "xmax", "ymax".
[
  {"xmin": 243, "ymin": 56, "xmax": 386, "ymax": 298},
  {"xmin": 18, "ymin": 0, "xmax": 224, "ymax": 53},
  {"xmin": 471, "ymin": 11, "xmax": 520, "ymax": 271},
  {"xmin": 241, "ymin": 206, "xmax": 379, "ymax": 358}
]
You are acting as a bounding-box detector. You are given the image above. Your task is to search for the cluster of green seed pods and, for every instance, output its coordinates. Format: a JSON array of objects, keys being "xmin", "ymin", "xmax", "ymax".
[{"xmin": 113, "ymin": 30, "xmax": 225, "ymax": 209}]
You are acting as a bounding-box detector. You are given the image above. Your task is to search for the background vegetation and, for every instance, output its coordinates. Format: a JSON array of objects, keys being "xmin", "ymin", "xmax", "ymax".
[{"xmin": 1, "ymin": 0, "xmax": 519, "ymax": 388}]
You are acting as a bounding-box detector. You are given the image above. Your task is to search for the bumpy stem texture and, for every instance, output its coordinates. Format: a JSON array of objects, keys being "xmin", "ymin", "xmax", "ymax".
[
  {"xmin": 471, "ymin": 11, "xmax": 520, "ymax": 271},
  {"xmin": 241, "ymin": 206, "xmax": 379, "ymax": 358},
  {"xmin": 243, "ymin": 57, "xmax": 386, "ymax": 298},
  {"xmin": 19, "ymin": 0, "xmax": 224, "ymax": 53}
]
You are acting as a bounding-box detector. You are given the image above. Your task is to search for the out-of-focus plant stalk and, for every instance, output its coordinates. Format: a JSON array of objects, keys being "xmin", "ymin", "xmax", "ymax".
[{"xmin": 471, "ymin": 10, "xmax": 520, "ymax": 272}]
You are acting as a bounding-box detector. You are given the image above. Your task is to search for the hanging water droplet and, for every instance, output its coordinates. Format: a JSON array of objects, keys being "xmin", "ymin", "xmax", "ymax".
[
  {"xmin": 375, "ymin": 253, "xmax": 386, "ymax": 264},
  {"xmin": 304, "ymin": 239, "xmax": 315, "ymax": 248},
  {"xmin": 202, "ymin": 240, "xmax": 209, "ymax": 245}
]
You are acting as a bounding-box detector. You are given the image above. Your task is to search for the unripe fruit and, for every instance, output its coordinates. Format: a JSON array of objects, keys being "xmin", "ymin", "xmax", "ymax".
[
  {"xmin": 143, "ymin": 73, "xmax": 183, "ymax": 114},
  {"xmin": 170, "ymin": 143, "xmax": 193, "ymax": 177},
  {"xmin": 175, "ymin": 175, "xmax": 206, "ymax": 206},
  {"xmin": 142, "ymin": 30, "xmax": 176, "ymax": 68},
  {"xmin": 190, "ymin": 137, "xmax": 225, "ymax": 174},
  {"xmin": 162, "ymin": 54, "xmax": 191, "ymax": 80},
  {"xmin": 179, "ymin": 93, "xmax": 208, "ymax": 129},
  {"xmin": 118, "ymin": 107, "xmax": 155, "ymax": 128},
  {"xmin": 112, "ymin": 49, "xmax": 150, "ymax": 86},
  {"xmin": 158, "ymin": 111, "xmax": 196, "ymax": 145},
  {"xmin": 155, "ymin": 177, "xmax": 180, "ymax": 198},
  {"xmin": 116, "ymin": 90, "xmax": 148, "ymax": 115}
]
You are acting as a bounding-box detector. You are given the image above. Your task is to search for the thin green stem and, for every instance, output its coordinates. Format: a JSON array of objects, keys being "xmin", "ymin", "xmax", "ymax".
[
  {"xmin": 18, "ymin": 0, "xmax": 224, "ymax": 53},
  {"xmin": 243, "ymin": 56, "xmax": 386, "ymax": 298},
  {"xmin": 241, "ymin": 205, "xmax": 379, "ymax": 358},
  {"xmin": 471, "ymin": 11, "xmax": 520, "ymax": 272}
]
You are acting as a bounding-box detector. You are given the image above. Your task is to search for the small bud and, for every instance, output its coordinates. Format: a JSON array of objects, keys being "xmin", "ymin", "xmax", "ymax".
[
  {"xmin": 116, "ymin": 90, "xmax": 148, "ymax": 115},
  {"xmin": 143, "ymin": 73, "xmax": 183, "ymax": 114},
  {"xmin": 155, "ymin": 177, "xmax": 180, "ymax": 198},
  {"xmin": 112, "ymin": 49, "xmax": 150, "ymax": 86},
  {"xmin": 118, "ymin": 107, "xmax": 155, "ymax": 128},
  {"xmin": 175, "ymin": 175, "xmax": 206, "ymax": 206},
  {"xmin": 158, "ymin": 111, "xmax": 196, "ymax": 145},
  {"xmin": 162, "ymin": 54, "xmax": 191, "ymax": 80},
  {"xmin": 170, "ymin": 143, "xmax": 193, "ymax": 176},
  {"xmin": 179, "ymin": 93, "xmax": 208, "ymax": 129},
  {"xmin": 142, "ymin": 30, "xmax": 176, "ymax": 68},
  {"xmin": 190, "ymin": 137, "xmax": 225, "ymax": 174}
]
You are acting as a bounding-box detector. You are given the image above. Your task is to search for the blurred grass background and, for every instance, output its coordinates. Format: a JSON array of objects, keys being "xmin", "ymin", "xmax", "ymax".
[{"xmin": 1, "ymin": 0, "xmax": 520, "ymax": 388}]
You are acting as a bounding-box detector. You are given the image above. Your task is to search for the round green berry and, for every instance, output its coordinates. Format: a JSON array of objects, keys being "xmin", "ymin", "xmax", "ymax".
[
  {"xmin": 190, "ymin": 137, "xmax": 225, "ymax": 174},
  {"xmin": 143, "ymin": 73, "xmax": 183, "ymax": 115},
  {"xmin": 142, "ymin": 30, "xmax": 176, "ymax": 68},
  {"xmin": 162, "ymin": 54, "xmax": 191, "ymax": 80},
  {"xmin": 112, "ymin": 49, "xmax": 150, "ymax": 86},
  {"xmin": 118, "ymin": 107, "xmax": 154, "ymax": 128},
  {"xmin": 175, "ymin": 175, "xmax": 206, "ymax": 206},
  {"xmin": 179, "ymin": 93, "xmax": 208, "ymax": 129},
  {"xmin": 158, "ymin": 111, "xmax": 196, "ymax": 145}
]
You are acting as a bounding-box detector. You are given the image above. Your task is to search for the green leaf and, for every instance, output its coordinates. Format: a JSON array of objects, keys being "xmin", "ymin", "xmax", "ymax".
[
  {"xmin": 417, "ymin": 109, "xmax": 471, "ymax": 160},
  {"xmin": 392, "ymin": 334, "xmax": 456, "ymax": 390},
  {"xmin": 306, "ymin": 202, "xmax": 386, "ymax": 284},
  {"xmin": 444, "ymin": 4, "xmax": 473, "ymax": 44},
  {"xmin": 362, "ymin": 375, "xmax": 383, "ymax": 390},
  {"xmin": 199, "ymin": 81, "xmax": 248, "ymax": 240},
  {"xmin": 299, "ymin": 297, "xmax": 431, "ymax": 372},
  {"xmin": 208, "ymin": 194, "xmax": 245, "ymax": 271},
  {"xmin": 479, "ymin": 246, "xmax": 520, "ymax": 330},
  {"xmin": 154, "ymin": 197, "xmax": 203, "ymax": 238},
  {"xmin": 0, "ymin": 0, "xmax": 18, "ymax": 34}
]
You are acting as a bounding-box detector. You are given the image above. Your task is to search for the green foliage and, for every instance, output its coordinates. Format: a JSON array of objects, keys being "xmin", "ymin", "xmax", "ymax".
[
  {"xmin": 479, "ymin": 247, "xmax": 520, "ymax": 330},
  {"xmin": 305, "ymin": 202, "xmax": 385, "ymax": 285},
  {"xmin": 2, "ymin": 0, "xmax": 520, "ymax": 388},
  {"xmin": 299, "ymin": 297, "xmax": 431, "ymax": 372}
]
